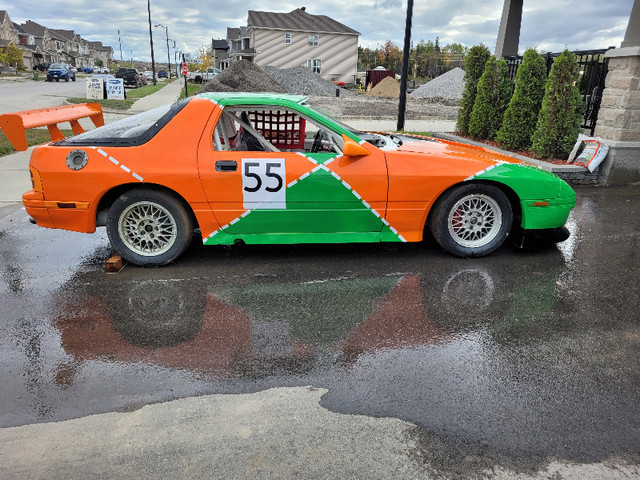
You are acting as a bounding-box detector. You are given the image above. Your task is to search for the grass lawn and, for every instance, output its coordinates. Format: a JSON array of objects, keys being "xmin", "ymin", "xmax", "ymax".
[
  {"xmin": 0, "ymin": 129, "xmax": 74, "ymax": 157},
  {"xmin": 400, "ymin": 131, "xmax": 432, "ymax": 137},
  {"xmin": 67, "ymin": 82, "xmax": 168, "ymax": 110},
  {"xmin": 179, "ymin": 83, "xmax": 202, "ymax": 99}
]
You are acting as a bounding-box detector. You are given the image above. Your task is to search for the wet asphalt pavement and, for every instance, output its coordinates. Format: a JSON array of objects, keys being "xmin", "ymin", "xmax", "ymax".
[{"xmin": 1, "ymin": 184, "xmax": 639, "ymax": 476}]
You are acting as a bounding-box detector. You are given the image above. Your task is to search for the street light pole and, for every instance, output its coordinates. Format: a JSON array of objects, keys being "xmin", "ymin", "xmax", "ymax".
[
  {"xmin": 155, "ymin": 24, "xmax": 171, "ymax": 79},
  {"xmin": 147, "ymin": 0, "xmax": 157, "ymax": 85}
]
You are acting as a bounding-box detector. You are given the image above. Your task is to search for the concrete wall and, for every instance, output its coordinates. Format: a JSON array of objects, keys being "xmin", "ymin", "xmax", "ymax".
[{"xmin": 252, "ymin": 28, "xmax": 358, "ymax": 83}]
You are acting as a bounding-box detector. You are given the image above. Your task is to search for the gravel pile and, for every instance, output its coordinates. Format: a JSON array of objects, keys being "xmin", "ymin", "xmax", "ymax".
[
  {"xmin": 410, "ymin": 67, "xmax": 465, "ymax": 100},
  {"xmin": 200, "ymin": 60, "xmax": 287, "ymax": 94},
  {"xmin": 365, "ymin": 76, "xmax": 400, "ymax": 98},
  {"xmin": 263, "ymin": 66, "xmax": 355, "ymax": 96},
  {"xmin": 309, "ymin": 95, "xmax": 459, "ymax": 120}
]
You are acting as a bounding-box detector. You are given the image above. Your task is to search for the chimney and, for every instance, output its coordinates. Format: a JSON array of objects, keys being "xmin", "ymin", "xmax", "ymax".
[{"xmin": 300, "ymin": 7, "xmax": 306, "ymax": 11}]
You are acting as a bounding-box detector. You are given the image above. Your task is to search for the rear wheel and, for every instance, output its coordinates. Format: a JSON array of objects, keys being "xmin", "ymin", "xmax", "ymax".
[
  {"xmin": 106, "ymin": 189, "xmax": 193, "ymax": 267},
  {"xmin": 429, "ymin": 183, "xmax": 513, "ymax": 258}
]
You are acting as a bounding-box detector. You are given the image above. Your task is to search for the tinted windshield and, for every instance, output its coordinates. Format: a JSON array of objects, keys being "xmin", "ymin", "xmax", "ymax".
[{"xmin": 50, "ymin": 64, "xmax": 65, "ymax": 69}]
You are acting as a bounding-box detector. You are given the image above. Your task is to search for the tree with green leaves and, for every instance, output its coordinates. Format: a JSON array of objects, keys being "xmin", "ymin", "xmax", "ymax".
[
  {"xmin": 496, "ymin": 49, "xmax": 547, "ymax": 150},
  {"xmin": 531, "ymin": 50, "xmax": 584, "ymax": 159},
  {"xmin": 4, "ymin": 43, "xmax": 23, "ymax": 68},
  {"xmin": 468, "ymin": 57, "xmax": 512, "ymax": 140},
  {"xmin": 456, "ymin": 44, "xmax": 491, "ymax": 135}
]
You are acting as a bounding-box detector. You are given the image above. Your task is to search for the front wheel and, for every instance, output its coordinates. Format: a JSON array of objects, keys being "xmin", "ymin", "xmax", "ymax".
[
  {"xmin": 106, "ymin": 189, "xmax": 193, "ymax": 267},
  {"xmin": 429, "ymin": 183, "xmax": 513, "ymax": 258}
]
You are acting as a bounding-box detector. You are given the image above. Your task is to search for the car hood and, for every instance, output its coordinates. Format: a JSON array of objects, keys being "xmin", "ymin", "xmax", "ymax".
[{"xmin": 394, "ymin": 138, "xmax": 523, "ymax": 165}]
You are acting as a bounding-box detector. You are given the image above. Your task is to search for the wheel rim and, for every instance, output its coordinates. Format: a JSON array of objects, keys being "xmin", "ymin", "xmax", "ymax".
[
  {"xmin": 118, "ymin": 201, "xmax": 177, "ymax": 256},
  {"xmin": 447, "ymin": 194, "xmax": 503, "ymax": 248}
]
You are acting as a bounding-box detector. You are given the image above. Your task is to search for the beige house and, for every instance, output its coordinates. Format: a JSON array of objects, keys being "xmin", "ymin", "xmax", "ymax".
[{"xmin": 227, "ymin": 7, "xmax": 360, "ymax": 83}]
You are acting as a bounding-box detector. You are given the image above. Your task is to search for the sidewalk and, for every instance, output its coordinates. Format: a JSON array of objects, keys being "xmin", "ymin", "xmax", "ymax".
[{"xmin": 127, "ymin": 79, "xmax": 183, "ymax": 113}]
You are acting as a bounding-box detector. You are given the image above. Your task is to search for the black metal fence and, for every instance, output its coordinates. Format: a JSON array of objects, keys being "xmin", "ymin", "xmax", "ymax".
[{"xmin": 504, "ymin": 48, "xmax": 612, "ymax": 135}]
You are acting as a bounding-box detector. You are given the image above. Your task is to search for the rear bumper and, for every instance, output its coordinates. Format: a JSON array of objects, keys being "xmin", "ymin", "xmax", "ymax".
[{"xmin": 22, "ymin": 190, "xmax": 95, "ymax": 233}]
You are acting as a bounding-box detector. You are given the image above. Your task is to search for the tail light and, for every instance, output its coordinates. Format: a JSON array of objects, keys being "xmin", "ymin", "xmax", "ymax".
[{"xmin": 29, "ymin": 166, "xmax": 43, "ymax": 192}]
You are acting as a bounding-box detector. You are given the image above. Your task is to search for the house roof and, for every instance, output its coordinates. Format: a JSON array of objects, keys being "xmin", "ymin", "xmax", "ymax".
[
  {"xmin": 51, "ymin": 29, "xmax": 75, "ymax": 41},
  {"xmin": 21, "ymin": 20, "xmax": 46, "ymax": 38},
  {"xmin": 226, "ymin": 27, "xmax": 240, "ymax": 40},
  {"xmin": 248, "ymin": 7, "xmax": 359, "ymax": 35},
  {"xmin": 212, "ymin": 39, "xmax": 228, "ymax": 50},
  {"xmin": 0, "ymin": 10, "xmax": 8, "ymax": 24},
  {"xmin": 12, "ymin": 22, "xmax": 28, "ymax": 35}
]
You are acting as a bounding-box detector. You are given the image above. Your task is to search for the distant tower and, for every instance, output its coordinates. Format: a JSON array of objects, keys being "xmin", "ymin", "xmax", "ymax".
[{"xmin": 494, "ymin": 0, "xmax": 523, "ymax": 57}]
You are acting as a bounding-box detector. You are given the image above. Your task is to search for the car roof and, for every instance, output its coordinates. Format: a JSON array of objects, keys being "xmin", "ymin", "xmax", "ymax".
[{"xmin": 196, "ymin": 92, "xmax": 307, "ymax": 107}]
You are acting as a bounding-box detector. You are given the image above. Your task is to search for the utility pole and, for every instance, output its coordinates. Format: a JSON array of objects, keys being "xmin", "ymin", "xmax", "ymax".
[
  {"xmin": 397, "ymin": 0, "xmax": 414, "ymax": 131},
  {"xmin": 155, "ymin": 24, "xmax": 171, "ymax": 79},
  {"xmin": 147, "ymin": 0, "xmax": 157, "ymax": 85},
  {"xmin": 118, "ymin": 29, "xmax": 123, "ymax": 63}
]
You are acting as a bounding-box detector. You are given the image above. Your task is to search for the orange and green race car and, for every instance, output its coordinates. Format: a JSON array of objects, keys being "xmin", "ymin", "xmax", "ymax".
[{"xmin": 1, "ymin": 93, "xmax": 576, "ymax": 266}]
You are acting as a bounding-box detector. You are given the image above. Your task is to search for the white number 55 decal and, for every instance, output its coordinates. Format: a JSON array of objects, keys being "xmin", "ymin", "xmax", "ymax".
[{"xmin": 242, "ymin": 158, "xmax": 286, "ymax": 210}]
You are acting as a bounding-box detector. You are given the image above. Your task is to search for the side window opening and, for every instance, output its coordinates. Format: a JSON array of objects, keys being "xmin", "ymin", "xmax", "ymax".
[{"xmin": 213, "ymin": 106, "xmax": 344, "ymax": 154}]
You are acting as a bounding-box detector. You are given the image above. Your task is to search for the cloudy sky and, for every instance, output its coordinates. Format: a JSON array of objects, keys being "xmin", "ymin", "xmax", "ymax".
[{"xmin": 1, "ymin": 0, "xmax": 634, "ymax": 63}]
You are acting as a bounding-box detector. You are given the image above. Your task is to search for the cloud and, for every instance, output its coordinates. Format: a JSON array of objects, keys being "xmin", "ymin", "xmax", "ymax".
[{"xmin": 0, "ymin": 0, "xmax": 632, "ymax": 62}]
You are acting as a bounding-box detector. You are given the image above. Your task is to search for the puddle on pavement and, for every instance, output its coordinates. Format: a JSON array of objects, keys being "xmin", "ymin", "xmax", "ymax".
[{"xmin": 1, "ymin": 188, "xmax": 639, "ymax": 470}]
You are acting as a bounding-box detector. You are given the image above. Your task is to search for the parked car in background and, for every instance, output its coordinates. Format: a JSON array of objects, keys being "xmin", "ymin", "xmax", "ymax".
[
  {"xmin": 187, "ymin": 68, "xmax": 220, "ymax": 83},
  {"xmin": 115, "ymin": 68, "xmax": 143, "ymax": 88},
  {"xmin": 83, "ymin": 67, "xmax": 93, "ymax": 73},
  {"xmin": 157, "ymin": 70, "xmax": 168, "ymax": 79},
  {"xmin": 46, "ymin": 63, "xmax": 76, "ymax": 82},
  {"xmin": 142, "ymin": 71, "xmax": 157, "ymax": 83},
  {"xmin": 33, "ymin": 62, "xmax": 51, "ymax": 72}
]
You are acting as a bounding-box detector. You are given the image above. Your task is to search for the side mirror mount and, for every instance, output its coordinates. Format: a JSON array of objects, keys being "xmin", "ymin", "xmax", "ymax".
[{"xmin": 342, "ymin": 135, "xmax": 371, "ymax": 157}]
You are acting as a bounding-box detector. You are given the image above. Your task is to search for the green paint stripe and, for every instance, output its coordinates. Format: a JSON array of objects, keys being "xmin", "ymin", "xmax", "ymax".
[{"xmin": 203, "ymin": 153, "xmax": 407, "ymax": 244}]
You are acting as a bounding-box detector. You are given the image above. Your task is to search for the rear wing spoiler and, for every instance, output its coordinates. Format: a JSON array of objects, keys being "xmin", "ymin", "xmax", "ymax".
[{"xmin": 0, "ymin": 103, "xmax": 104, "ymax": 151}]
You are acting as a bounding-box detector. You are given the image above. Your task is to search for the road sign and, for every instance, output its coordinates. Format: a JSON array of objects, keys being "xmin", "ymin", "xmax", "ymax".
[{"xmin": 182, "ymin": 63, "xmax": 188, "ymax": 75}]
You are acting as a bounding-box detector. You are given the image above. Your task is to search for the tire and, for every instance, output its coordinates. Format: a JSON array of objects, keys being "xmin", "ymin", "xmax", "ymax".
[
  {"xmin": 106, "ymin": 189, "xmax": 193, "ymax": 267},
  {"xmin": 429, "ymin": 183, "xmax": 513, "ymax": 258},
  {"xmin": 71, "ymin": 76, "xmax": 76, "ymax": 82}
]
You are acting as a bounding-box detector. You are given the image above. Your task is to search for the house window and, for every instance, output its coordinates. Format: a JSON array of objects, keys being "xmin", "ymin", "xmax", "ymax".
[
  {"xmin": 284, "ymin": 33, "xmax": 291, "ymax": 44},
  {"xmin": 307, "ymin": 59, "xmax": 321, "ymax": 74},
  {"xmin": 308, "ymin": 35, "xmax": 319, "ymax": 47}
]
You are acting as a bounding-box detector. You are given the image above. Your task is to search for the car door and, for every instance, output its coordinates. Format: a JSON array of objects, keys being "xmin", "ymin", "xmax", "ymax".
[{"xmin": 196, "ymin": 104, "xmax": 391, "ymax": 246}]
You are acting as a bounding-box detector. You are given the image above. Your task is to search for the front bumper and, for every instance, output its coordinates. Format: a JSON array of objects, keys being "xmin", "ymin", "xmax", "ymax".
[{"xmin": 512, "ymin": 226, "xmax": 571, "ymax": 248}]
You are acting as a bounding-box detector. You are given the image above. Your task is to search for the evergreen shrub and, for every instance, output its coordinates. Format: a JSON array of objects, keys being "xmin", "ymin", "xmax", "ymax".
[
  {"xmin": 456, "ymin": 44, "xmax": 491, "ymax": 135},
  {"xmin": 496, "ymin": 49, "xmax": 547, "ymax": 150},
  {"xmin": 531, "ymin": 50, "xmax": 584, "ymax": 159}
]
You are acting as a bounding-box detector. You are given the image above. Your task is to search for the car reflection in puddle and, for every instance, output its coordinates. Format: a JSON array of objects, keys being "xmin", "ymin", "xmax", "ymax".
[{"xmin": 43, "ymin": 243, "xmax": 640, "ymax": 463}]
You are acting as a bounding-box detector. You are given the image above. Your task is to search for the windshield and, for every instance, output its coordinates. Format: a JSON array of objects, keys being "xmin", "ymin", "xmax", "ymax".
[
  {"xmin": 50, "ymin": 64, "xmax": 65, "ymax": 69},
  {"xmin": 60, "ymin": 99, "xmax": 190, "ymax": 146}
]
